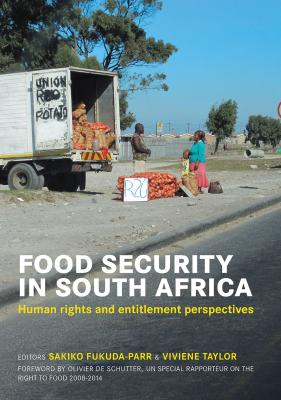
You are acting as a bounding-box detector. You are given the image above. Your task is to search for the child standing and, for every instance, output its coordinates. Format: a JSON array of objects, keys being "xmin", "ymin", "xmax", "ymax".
[{"xmin": 181, "ymin": 149, "xmax": 190, "ymax": 178}]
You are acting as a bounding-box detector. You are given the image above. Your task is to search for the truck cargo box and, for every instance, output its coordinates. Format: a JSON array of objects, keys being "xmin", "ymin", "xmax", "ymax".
[{"xmin": 0, "ymin": 67, "xmax": 120, "ymax": 160}]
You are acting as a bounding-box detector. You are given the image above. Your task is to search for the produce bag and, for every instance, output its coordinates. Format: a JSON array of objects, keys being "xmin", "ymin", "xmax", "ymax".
[
  {"xmin": 72, "ymin": 108, "xmax": 86, "ymax": 119},
  {"xmin": 106, "ymin": 131, "xmax": 116, "ymax": 148},
  {"xmin": 72, "ymin": 104, "xmax": 114, "ymax": 151},
  {"xmin": 188, "ymin": 172, "xmax": 199, "ymax": 196},
  {"xmin": 94, "ymin": 129, "xmax": 108, "ymax": 149},
  {"xmin": 182, "ymin": 175, "xmax": 198, "ymax": 196},
  {"xmin": 117, "ymin": 172, "xmax": 178, "ymax": 201},
  {"xmin": 208, "ymin": 181, "xmax": 223, "ymax": 194}
]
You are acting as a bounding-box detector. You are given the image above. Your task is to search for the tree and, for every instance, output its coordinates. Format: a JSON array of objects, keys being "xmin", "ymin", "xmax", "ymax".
[
  {"xmin": 119, "ymin": 90, "xmax": 136, "ymax": 130},
  {"xmin": 246, "ymin": 115, "xmax": 281, "ymax": 148},
  {"xmin": 92, "ymin": 5, "xmax": 175, "ymax": 72},
  {"xmin": 58, "ymin": 0, "xmax": 177, "ymax": 129},
  {"xmin": 0, "ymin": 0, "xmax": 77, "ymax": 72},
  {"xmin": 59, "ymin": 1, "xmax": 176, "ymax": 71},
  {"xmin": 0, "ymin": 0, "xmax": 176, "ymax": 130},
  {"xmin": 53, "ymin": 43, "xmax": 100, "ymax": 69},
  {"xmin": 206, "ymin": 100, "xmax": 238, "ymax": 153}
]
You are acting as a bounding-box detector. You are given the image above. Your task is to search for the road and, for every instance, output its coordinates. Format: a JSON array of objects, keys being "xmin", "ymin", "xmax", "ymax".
[
  {"xmin": 0, "ymin": 207, "xmax": 281, "ymax": 400},
  {"xmin": 2, "ymin": 163, "xmax": 281, "ymax": 289}
]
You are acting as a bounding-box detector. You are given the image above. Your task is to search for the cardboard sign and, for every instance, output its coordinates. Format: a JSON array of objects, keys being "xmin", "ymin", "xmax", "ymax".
[
  {"xmin": 179, "ymin": 184, "xmax": 194, "ymax": 198},
  {"xmin": 124, "ymin": 178, "xmax": 149, "ymax": 202}
]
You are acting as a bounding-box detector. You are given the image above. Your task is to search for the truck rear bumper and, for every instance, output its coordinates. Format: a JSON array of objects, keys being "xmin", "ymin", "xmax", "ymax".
[
  {"xmin": 71, "ymin": 150, "xmax": 112, "ymax": 162},
  {"xmin": 71, "ymin": 150, "xmax": 113, "ymax": 172},
  {"xmin": 71, "ymin": 161, "xmax": 112, "ymax": 173}
]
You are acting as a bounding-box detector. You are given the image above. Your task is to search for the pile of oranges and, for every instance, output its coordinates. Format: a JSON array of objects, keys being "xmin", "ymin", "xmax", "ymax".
[{"xmin": 118, "ymin": 172, "xmax": 179, "ymax": 200}]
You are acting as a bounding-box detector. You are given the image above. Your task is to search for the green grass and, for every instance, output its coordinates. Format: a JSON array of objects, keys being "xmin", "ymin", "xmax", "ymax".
[
  {"xmin": 206, "ymin": 158, "xmax": 281, "ymax": 171},
  {"xmin": 149, "ymin": 158, "xmax": 281, "ymax": 172}
]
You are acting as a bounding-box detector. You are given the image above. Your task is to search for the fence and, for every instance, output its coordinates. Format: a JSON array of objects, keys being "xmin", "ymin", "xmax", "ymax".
[{"xmin": 119, "ymin": 138, "xmax": 194, "ymax": 161}]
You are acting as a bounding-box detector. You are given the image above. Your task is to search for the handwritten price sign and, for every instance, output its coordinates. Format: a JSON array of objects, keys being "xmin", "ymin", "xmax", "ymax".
[{"xmin": 123, "ymin": 178, "xmax": 148, "ymax": 202}]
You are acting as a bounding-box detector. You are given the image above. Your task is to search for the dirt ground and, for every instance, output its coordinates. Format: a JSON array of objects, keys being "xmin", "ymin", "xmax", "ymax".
[{"xmin": 1, "ymin": 158, "xmax": 281, "ymax": 289}]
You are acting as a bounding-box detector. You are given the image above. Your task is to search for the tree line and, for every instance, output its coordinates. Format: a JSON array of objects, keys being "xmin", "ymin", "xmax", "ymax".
[
  {"xmin": 1, "ymin": 1, "xmax": 279, "ymax": 142},
  {"xmin": 206, "ymin": 100, "xmax": 281, "ymax": 152}
]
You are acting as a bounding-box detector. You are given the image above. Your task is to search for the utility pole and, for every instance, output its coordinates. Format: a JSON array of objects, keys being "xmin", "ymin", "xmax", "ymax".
[
  {"xmin": 186, "ymin": 122, "xmax": 190, "ymax": 133},
  {"xmin": 166, "ymin": 121, "xmax": 172, "ymax": 134}
]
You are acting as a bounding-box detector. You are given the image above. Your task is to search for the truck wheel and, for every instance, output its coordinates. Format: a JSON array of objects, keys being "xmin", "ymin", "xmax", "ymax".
[
  {"xmin": 38, "ymin": 174, "xmax": 45, "ymax": 189},
  {"xmin": 61, "ymin": 173, "xmax": 79, "ymax": 192},
  {"xmin": 46, "ymin": 178, "xmax": 61, "ymax": 192},
  {"xmin": 8, "ymin": 163, "xmax": 43, "ymax": 190},
  {"xmin": 47, "ymin": 173, "xmax": 79, "ymax": 192},
  {"xmin": 77, "ymin": 172, "xmax": 86, "ymax": 191}
]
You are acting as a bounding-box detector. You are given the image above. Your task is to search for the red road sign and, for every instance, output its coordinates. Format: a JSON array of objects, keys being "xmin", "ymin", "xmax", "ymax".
[{"xmin": 278, "ymin": 102, "xmax": 281, "ymax": 118}]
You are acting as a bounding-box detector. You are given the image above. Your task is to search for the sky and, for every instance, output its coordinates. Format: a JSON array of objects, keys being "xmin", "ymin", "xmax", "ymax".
[{"xmin": 125, "ymin": 0, "xmax": 281, "ymax": 133}]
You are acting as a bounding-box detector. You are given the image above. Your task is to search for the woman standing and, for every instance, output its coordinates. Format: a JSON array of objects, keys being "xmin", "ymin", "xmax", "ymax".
[{"xmin": 189, "ymin": 130, "xmax": 209, "ymax": 193}]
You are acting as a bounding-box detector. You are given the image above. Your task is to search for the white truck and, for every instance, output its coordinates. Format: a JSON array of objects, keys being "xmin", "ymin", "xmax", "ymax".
[{"xmin": 0, "ymin": 67, "xmax": 120, "ymax": 191}]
